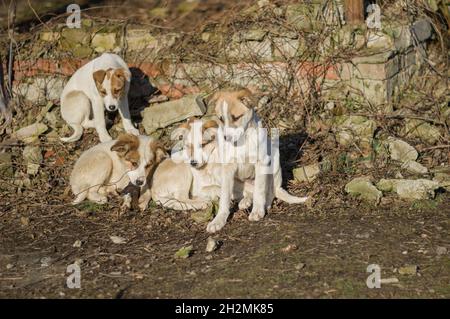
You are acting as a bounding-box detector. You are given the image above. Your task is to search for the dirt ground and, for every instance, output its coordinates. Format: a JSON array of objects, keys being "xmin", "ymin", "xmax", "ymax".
[{"xmin": 0, "ymin": 126, "xmax": 449, "ymax": 298}]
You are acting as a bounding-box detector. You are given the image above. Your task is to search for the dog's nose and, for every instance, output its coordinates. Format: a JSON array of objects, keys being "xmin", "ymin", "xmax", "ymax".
[
  {"xmin": 190, "ymin": 160, "xmax": 198, "ymax": 166},
  {"xmin": 108, "ymin": 105, "xmax": 117, "ymax": 111},
  {"xmin": 135, "ymin": 179, "xmax": 144, "ymax": 186}
]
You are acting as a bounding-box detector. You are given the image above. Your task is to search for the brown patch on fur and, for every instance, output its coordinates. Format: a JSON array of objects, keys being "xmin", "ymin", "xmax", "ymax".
[
  {"xmin": 93, "ymin": 70, "xmax": 107, "ymax": 96},
  {"xmin": 211, "ymin": 88, "xmax": 255, "ymax": 124},
  {"xmin": 111, "ymin": 68, "xmax": 130, "ymax": 99},
  {"xmin": 111, "ymin": 134, "xmax": 140, "ymax": 166}
]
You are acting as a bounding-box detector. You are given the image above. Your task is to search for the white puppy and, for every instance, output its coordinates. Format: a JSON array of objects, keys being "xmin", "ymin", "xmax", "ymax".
[
  {"xmin": 151, "ymin": 118, "xmax": 253, "ymax": 211},
  {"xmin": 70, "ymin": 133, "xmax": 165, "ymax": 210},
  {"xmin": 60, "ymin": 53, "xmax": 139, "ymax": 143},
  {"xmin": 206, "ymin": 89, "xmax": 308, "ymax": 233}
]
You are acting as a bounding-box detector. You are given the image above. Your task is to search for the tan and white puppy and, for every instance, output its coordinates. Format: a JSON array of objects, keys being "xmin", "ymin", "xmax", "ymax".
[
  {"xmin": 60, "ymin": 53, "xmax": 139, "ymax": 143},
  {"xmin": 151, "ymin": 118, "xmax": 253, "ymax": 211},
  {"xmin": 206, "ymin": 88, "xmax": 308, "ymax": 233},
  {"xmin": 70, "ymin": 133, "xmax": 165, "ymax": 210}
]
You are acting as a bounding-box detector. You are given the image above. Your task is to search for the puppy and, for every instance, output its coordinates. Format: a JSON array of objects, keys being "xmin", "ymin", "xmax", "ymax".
[
  {"xmin": 60, "ymin": 53, "xmax": 139, "ymax": 143},
  {"xmin": 206, "ymin": 88, "xmax": 308, "ymax": 232},
  {"xmin": 151, "ymin": 118, "xmax": 253, "ymax": 211},
  {"xmin": 70, "ymin": 133, "xmax": 166, "ymax": 211}
]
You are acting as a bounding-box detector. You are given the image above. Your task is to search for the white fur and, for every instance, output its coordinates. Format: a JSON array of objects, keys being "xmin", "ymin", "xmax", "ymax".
[
  {"xmin": 208, "ymin": 102, "xmax": 308, "ymax": 233},
  {"xmin": 60, "ymin": 53, "xmax": 139, "ymax": 143}
]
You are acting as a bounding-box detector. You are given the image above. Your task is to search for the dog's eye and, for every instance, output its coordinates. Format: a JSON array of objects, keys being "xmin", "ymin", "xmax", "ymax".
[
  {"xmin": 178, "ymin": 135, "xmax": 183, "ymax": 141},
  {"xmin": 218, "ymin": 115, "xmax": 224, "ymax": 122},
  {"xmin": 231, "ymin": 114, "xmax": 242, "ymax": 121},
  {"xmin": 100, "ymin": 89, "xmax": 107, "ymax": 96},
  {"xmin": 129, "ymin": 161, "xmax": 138, "ymax": 168},
  {"xmin": 113, "ymin": 88, "xmax": 121, "ymax": 95}
]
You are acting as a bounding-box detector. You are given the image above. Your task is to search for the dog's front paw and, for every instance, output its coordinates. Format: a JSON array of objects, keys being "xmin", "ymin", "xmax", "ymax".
[
  {"xmin": 206, "ymin": 216, "xmax": 227, "ymax": 233},
  {"xmin": 238, "ymin": 197, "xmax": 252, "ymax": 210},
  {"xmin": 248, "ymin": 206, "xmax": 265, "ymax": 221},
  {"xmin": 126, "ymin": 127, "xmax": 140, "ymax": 136}
]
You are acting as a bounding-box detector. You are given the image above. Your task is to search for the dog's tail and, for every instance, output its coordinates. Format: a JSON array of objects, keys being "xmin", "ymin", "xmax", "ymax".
[
  {"xmin": 272, "ymin": 148, "xmax": 308, "ymax": 204},
  {"xmin": 275, "ymin": 187, "xmax": 308, "ymax": 204},
  {"xmin": 61, "ymin": 124, "xmax": 83, "ymax": 143}
]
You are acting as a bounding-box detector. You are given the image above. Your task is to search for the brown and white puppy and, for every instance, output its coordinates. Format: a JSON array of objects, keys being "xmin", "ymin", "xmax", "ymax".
[
  {"xmin": 151, "ymin": 118, "xmax": 253, "ymax": 211},
  {"xmin": 70, "ymin": 133, "xmax": 166, "ymax": 211},
  {"xmin": 205, "ymin": 88, "xmax": 308, "ymax": 233},
  {"xmin": 60, "ymin": 53, "xmax": 139, "ymax": 143}
]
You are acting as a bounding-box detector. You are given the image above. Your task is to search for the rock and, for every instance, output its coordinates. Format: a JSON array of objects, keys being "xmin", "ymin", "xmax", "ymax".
[
  {"xmin": 45, "ymin": 109, "xmax": 63, "ymax": 129},
  {"xmin": 141, "ymin": 94, "xmax": 206, "ymax": 133},
  {"xmin": 126, "ymin": 29, "xmax": 157, "ymax": 51},
  {"xmin": 233, "ymin": 29, "xmax": 267, "ymax": 42},
  {"xmin": 433, "ymin": 171, "xmax": 450, "ymax": 191},
  {"xmin": 191, "ymin": 203, "xmax": 215, "ymax": 224},
  {"xmin": 60, "ymin": 28, "xmax": 90, "ymax": 52},
  {"xmin": 376, "ymin": 178, "xmax": 440, "ymax": 200},
  {"xmin": 293, "ymin": 163, "xmax": 320, "ymax": 183},
  {"xmin": 403, "ymin": 119, "xmax": 441, "ymax": 145},
  {"xmin": 272, "ymin": 37, "xmax": 300, "ymax": 59},
  {"xmin": 333, "ymin": 115, "xmax": 376, "ymax": 150},
  {"xmin": 6, "ymin": 263, "xmax": 14, "ymax": 270},
  {"xmin": 22, "ymin": 145, "xmax": 42, "ymax": 175},
  {"xmin": 380, "ymin": 277, "xmax": 399, "ymax": 284},
  {"xmin": 436, "ymin": 246, "xmax": 447, "ymax": 256},
  {"xmin": 174, "ymin": 245, "xmax": 193, "ymax": 259},
  {"xmin": 109, "ymin": 235, "xmax": 127, "ymax": 244},
  {"xmin": 91, "ymin": 32, "xmax": 117, "ymax": 52},
  {"xmin": 386, "ymin": 137, "xmax": 418, "ymax": 162},
  {"xmin": 205, "ymin": 237, "xmax": 218, "ymax": 252},
  {"xmin": 73, "ymin": 240, "xmax": 82, "ymax": 248},
  {"xmin": 0, "ymin": 152, "xmax": 13, "ymax": 177},
  {"xmin": 398, "ymin": 265, "xmax": 418, "ymax": 275},
  {"xmin": 295, "ymin": 263, "xmax": 306, "ymax": 270},
  {"xmin": 13, "ymin": 123, "xmax": 48, "ymax": 144},
  {"xmin": 40, "ymin": 31, "xmax": 60, "ymax": 42},
  {"xmin": 411, "ymin": 19, "xmax": 433, "ymax": 42},
  {"xmin": 285, "ymin": 3, "xmax": 321, "ymax": 29},
  {"xmin": 345, "ymin": 176, "xmax": 382, "ymax": 204},
  {"xmin": 367, "ymin": 31, "xmax": 394, "ymax": 50},
  {"xmin": 401, "ymin": 160, "xmax": 428, "ymax": 175},
  {"xmin": 281, "ymin": 244, "xmax": 298, "ymax": 253}
]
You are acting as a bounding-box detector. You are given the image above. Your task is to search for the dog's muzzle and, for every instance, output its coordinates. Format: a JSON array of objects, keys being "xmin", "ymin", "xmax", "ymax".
[{"xmin": 134, "ymin": 177, "xmax": 145, "ymax": 186}]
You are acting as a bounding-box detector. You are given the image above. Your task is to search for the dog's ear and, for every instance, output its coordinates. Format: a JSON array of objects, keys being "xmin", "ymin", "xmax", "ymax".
[
  {"xmin": 202, "ymin": 120, "xmax": 218, "ymax": 142},
  {"xmin": 235, "ymin": 88, "xmax": 255, "ymax": 108},
  {"xmin": 111, "ymin": 134, "xmax": 138, "ymax": 156},
  {"xmin": 93, "ymin": 70, "xmax": 106, "ymax": 87},
  {"xmin": 150, "ymin": 141, "xmax": 167, "ymax": 163},
  {"xmin": 114, "ymin": 68, "xmax": 131, "ymax": 82}
]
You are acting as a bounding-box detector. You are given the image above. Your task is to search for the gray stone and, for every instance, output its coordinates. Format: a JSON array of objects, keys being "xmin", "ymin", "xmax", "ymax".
[
  {"xmin": 141, "ymin": 94, "xmax": 206, "ymax": 133},
  {"xmin": 293, "ymin": 163, "xmax": 320, "ymax": 183},
  {"xmin": 403, "ymin": 119, "xmax": 441, "ymax": 145},
  {"xmin": 386, "ymin": 137, "xmax": 418, "ymax": 163},
  {"xmin": 333, "ymin": 115, "xmax": 376, "ymax": 149},
  {"xmin": 205, "ymin": 237, "xmax": 218, "ymax": 252},
  {"xmin": 126, "ymin": 29, "xmax": 157, "ymax": 51},
  {"xmin": 376, "ymin": 178, "xmax": 440, "ymax": 200},
  {"xmin": 272, "ymin": 37, "xmax": 300, "ymax": 59},
  {"xmin": 401, "ymin": 160, "xmax": 428, "ymax": 175},
  {"xmin": 433, "ymin": 172, "xmax": 450, "ymax": 191},
  {"xmin": 436, "ymin": 246, "xmax": 447, "ymax": 256},
  {"xmin": 40, "ymin": 31, "xmax": 60, "ymax": 42},
  {"xmin": 91, "ymin": 32, "xmax": 117, "ymax": 52},
  {"xmin": 233, "ymin": 29, "xmax": 267, "ymax": 42},
  {"xmin": 411, "ymin": 19, "xmax": 432, "ymax": 42},
  {"xmin": 23, "ymin": 145, "xmax": 42, "ymax": 175},
  {"xmin": 345, "ymin": 176, "xmax": 382, "ymax": 204},
  {"xmin": 13, "ymin": 123, "xmax": 48, "ymax": 144}
]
